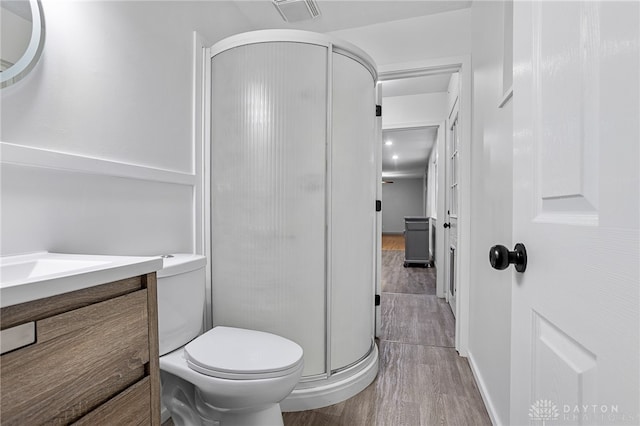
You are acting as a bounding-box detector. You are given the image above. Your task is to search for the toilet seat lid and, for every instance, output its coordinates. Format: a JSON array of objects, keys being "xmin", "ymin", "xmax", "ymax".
[{"xmin": 184, "ymin": 326, "xmax": 304, "ymax": 380}]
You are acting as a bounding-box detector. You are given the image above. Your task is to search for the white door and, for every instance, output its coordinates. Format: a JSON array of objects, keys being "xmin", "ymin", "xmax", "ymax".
[
  {"xmin": 445, "ymin": 109, "xmax": 460, "ymax": 317},
  {"xmin": 510, "ymin": 2, "xmax": 639, "ymax": 424}
]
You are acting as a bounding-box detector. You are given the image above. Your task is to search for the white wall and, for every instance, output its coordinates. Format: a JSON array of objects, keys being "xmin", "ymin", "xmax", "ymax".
[
  {"xmin": 467, "ymin": 2, "xmax": 513, "ymax": 425},
  {"xmin": 330, "ymin": 8, "xmax": 472, "ymax": 66},
  {"xmin": 382, "ymin": 92, "xmax": 448, "ymax": 128},
  {"xmin": 0, "ymin": 163, "xmax": 193, "ymax": 256},
  {"xmin": 0, "ymin": 1, "xmax": 253, "ymax": 256},
  {"xmin": 381, "ymin": 178, "xmax": 424, "ymax": 234}
]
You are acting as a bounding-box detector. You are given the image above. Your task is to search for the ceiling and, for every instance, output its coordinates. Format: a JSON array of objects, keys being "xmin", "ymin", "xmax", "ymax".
[
  {"xmin": 229, "ymin": 0, "xmax": 466, "ymax": 180},
  {"xmin": 382, "ymin": 127, "xmax": 438, "ymax": 179},
  {"xmin": 380, "ymin": 72, "xmax": 453, "ymax": 178},
  {"xmin": 231, "ymin": 1, "xmax": 472, "ymax": 33}
]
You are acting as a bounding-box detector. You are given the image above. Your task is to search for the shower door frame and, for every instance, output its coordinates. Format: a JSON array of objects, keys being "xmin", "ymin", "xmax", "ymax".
[{"xmin": 199, "ymin": 31, "xmax": 380, "ymax": 405}]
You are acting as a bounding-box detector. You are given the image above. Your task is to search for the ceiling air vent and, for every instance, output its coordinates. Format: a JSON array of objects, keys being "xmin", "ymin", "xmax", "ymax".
[{"xmin": 272, "ymin": 0, "xmax": 321, "ymax": 23}]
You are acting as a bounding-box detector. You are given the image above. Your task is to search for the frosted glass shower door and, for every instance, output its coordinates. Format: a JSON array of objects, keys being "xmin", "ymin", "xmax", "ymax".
[
  {"xmin": 210, "ymin": 42, "xmax": 327, "ymax": 376},
  {"xmin": 330, "ymin": 53, "xmax": 376, "ymax": 371}
]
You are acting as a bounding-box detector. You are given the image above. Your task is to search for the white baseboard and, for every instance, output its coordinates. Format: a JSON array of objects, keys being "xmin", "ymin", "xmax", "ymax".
[{"xmin": 467, "ymin": 350, "xmax": 502, "ymax": 426}]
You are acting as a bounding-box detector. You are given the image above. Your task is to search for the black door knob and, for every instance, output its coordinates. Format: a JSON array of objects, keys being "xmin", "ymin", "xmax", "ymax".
[
  {"xmin": 443, "ymin": 223, "xmax": 451, "ymax": 229},
  {"xmin": 489, "ymin": 243, "xmax": 527, "ymax": 273}
]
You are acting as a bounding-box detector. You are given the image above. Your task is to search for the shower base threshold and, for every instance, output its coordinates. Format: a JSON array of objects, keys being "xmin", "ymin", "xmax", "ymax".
[{"xmin": 280, "ymin": 343, "xmax": 379, "ymax": 411}]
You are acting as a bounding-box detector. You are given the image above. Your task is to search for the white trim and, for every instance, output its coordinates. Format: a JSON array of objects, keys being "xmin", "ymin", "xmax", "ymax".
[
  {"xmin": 192, "ymin": 32, "xmax": 207, "ymax": 257},
  {"xmin": 382, "ymin": 120, "xmax": 442, "ymax": 131},
  {"xmin": 445, "ymin": 100, "xmax": 460, "ymax": 319},
  {"xmin": 0, "ymin": 142, "xmax": 195, "ymax": 186},
  {"xmin": 192, "ymin": 31, "xmax": 212, "ymax": 331},
  {"xmin": 324, "ymin": 43, "xmax": 334, "ymax": 377},
  {"xmin": 468, "ymin": 350, "xmax": 503, "ymax": 426},
  {"xmin": 374, "ymin": 83, "xmax": 383, "ymax": 338},
  {"xmin": 456, "ymin": 56, "xmax": 472, "ymax": 357},
  {"xmin": 378, "ymin": 55, "xmax": 467, "ymax": 80},
  {"xmin": 202, "ymin": 42, "xmax": 213, "ymax": 330},
  {"xmin": 449, "ymin": 96, "xmax": 460, "ymax": 122},
  {"xmin": 435, "ymin": 121, "xmax": 446, "ymax": 299},
  {"xmin": 378, "ymin": 54, "xmax": 472, "ymax": 357},
  {"xmin": 498, "ymin": 85, "xmax": 513, "ymax": 109},
  {"xmin": 208, "ymin": 29, "xmax": 377, "ymax": 82}
]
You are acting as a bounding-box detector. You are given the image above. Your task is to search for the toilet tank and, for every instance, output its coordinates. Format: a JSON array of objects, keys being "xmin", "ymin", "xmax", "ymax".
[{"xmin": 156, "ymin": 254, "xmax": 207, "ymax": 356}]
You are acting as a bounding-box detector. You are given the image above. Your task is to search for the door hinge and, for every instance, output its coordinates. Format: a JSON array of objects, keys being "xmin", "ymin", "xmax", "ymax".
[
  {"xmin": 375, "ymin": 105, "xmax": 382, "ymax": 117},
  {"xmin": 376, "ymin": 200, "xmax": 382, "ymax": 212},
  {"xmin": 375, "ymin": 294, "xmax": 381, "ymax": 306}
]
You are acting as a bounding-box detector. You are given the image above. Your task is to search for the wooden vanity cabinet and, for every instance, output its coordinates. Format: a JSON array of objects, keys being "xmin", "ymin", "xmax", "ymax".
[{"xmin": 0, "ymin": 273, "xmax": 161, "ymax": 426}]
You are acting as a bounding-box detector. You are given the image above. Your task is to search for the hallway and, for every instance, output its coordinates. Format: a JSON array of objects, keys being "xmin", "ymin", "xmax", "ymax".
[{"xmin": 283, "ymin": 241, "xmax": 490, "ymax": 425}]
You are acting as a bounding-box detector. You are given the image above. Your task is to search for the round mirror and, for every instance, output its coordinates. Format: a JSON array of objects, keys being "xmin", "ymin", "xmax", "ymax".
[{"xmin": 1, "ymin": 0, "xmax": 45, "ymax": 88}]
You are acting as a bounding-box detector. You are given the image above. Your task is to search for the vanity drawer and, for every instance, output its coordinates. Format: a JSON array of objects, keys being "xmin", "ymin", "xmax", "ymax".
[
  {"xmin": 0, "ymin": 276, "xmax": 144, "ymax": 330},
  {"xmin": 0, "ymin": 290, "xmax": 150, "ymax": 425},
  {"xmin": 73, "ymin": 377, "xmax": 152, "ymax": 425}
]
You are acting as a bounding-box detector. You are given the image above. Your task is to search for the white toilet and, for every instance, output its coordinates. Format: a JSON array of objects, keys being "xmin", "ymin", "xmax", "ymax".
[{"xmin": 156, "ymin": 254, "xmax": 304, "ymax": 426}]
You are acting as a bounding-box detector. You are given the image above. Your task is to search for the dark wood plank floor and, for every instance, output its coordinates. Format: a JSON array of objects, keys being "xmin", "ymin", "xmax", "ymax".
[{"xmin": 283, "ymin": 250, "xmax": 491, "ymax": 426}]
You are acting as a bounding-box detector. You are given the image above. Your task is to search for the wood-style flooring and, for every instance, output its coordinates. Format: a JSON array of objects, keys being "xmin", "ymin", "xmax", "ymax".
[
  {"xmin": 283, "ymin": 248, "xmax": 491, "ymax": 426},
  {"xmin": 382, "ymin": 233, "xmax": 405, "ymax": 251}
]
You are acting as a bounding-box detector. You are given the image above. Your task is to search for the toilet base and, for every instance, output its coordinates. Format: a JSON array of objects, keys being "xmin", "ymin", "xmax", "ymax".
[
  {"xmin": 162, "ymin": 373, "xmax": 284, "ymax": 426},
  {"xmin": 196, "ymin": 392, "xmax": 283, "ymax": 426}
]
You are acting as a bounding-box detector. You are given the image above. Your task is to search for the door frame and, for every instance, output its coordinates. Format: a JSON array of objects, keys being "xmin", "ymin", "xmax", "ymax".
[
  {"xmin": 381, "ymin": 120, "xmax": 443, "ymax": 286},
  {"xmin": 445, "ymin": 104, "xmax": 460, "ymax": 316},
  {"xmin": 378, "ymin": 55, "xmax": 471, "ymax": 355}
]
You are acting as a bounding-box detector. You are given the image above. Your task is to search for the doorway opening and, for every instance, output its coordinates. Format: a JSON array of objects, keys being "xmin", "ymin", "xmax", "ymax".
[{"xmin": 377, "ymin": 56, "xmax": 471, "ymax": 355}]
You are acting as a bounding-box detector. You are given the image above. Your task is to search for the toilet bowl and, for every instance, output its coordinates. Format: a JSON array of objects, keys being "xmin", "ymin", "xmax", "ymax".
[{"xmin": 156, "ymin": 254, "xmax": 304, "ymax": 426}]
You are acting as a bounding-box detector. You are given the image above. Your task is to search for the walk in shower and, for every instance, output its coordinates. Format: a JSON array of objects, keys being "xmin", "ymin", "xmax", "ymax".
[{"xmin": 208, "ymin": 30, "xmax": 379, "ymax": 409}]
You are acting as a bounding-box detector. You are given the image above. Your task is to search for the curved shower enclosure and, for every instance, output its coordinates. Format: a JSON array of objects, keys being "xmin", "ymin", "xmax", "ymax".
[{"xmin": 208, "ymin": 30, "xmax": 378, "ymax": 409}]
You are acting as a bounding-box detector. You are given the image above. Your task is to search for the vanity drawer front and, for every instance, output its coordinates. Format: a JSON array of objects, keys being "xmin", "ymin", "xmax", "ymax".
[
  {"xmin": 73, "ymin": 377, "xmax": 151, "ymax": 426},
  {"xmin": 0, "ymin": 289, "xmax": 150, "ymax": 425},
  {"xmin": 0, "ymin": 276, "xmax": 143, "ymax": 330}
]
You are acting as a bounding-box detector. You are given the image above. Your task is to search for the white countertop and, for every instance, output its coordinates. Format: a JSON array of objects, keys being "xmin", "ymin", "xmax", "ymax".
[{"xmin": 0, "ymin": 252, "xmax": 164, "ymax": 308}]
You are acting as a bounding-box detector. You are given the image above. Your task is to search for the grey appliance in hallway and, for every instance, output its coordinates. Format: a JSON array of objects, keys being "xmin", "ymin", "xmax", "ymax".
[{"xmin": 403, "ymin": 216, "xmax": 432, "ymax": 267}]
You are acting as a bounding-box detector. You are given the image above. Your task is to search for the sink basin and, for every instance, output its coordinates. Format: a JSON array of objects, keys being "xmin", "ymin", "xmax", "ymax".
[
  {"xmin": 0, "ymin": 252, "xmax": 163, "ymax": 308},
  {"xmin": 1, "ymin": 258, "xmax": 111, "ymax": 283}
]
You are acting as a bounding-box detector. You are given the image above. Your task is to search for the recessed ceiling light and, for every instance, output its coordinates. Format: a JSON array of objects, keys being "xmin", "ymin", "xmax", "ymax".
[
  {"xmin": 385, "ymin": 140, "xmax": 393, "ymax": 146},
  {"xmin": 392, "ymin": 155, "xmax": 398, "ymax": 160}
]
